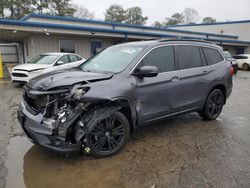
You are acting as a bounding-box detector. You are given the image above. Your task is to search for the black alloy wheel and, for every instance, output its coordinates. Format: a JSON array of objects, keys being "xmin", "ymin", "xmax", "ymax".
[
  {"xmin": 199, "ymin": 89, "xmax": 224, "ymax": 120},
  {"xmin": 87, "ymin": 111, "xmax": 130, "ymax": 157}
]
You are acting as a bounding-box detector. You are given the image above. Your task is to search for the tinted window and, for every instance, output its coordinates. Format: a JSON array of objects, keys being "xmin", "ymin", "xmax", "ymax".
[
  {"xmin": 69, "ymin": 55, "xmax": 82, "ymax": 62},
  {"xmin": 202, "ymin": 47, "xmax": 224, "ymax": 65},
  {"xmin": 60, "ymin": 40, "xmax": 75, "ymax": 53},
  {"xmin": 199, "ymin": 48, "xmax": 207, "ymax": 66},
  {"xmin": 58, "ymin": 55, "xmax": 70, "ymax": 64},
  {"xmin": 177, "ymin": 45, "xmax": 202, "ymax": 70},
  {"xmin": 141, "ymin": 46, "xmax": 175, "ymax": 72}
]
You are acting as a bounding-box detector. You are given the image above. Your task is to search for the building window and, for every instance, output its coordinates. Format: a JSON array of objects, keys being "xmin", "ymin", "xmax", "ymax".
[{"xmin": 59, "ymin": 40, "xmax": 75, "ymax": 53}]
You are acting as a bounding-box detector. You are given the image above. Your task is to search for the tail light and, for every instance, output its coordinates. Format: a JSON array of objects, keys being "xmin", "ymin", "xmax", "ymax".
[{"xmin": 230, "ymin": 66, "xmax": 234, "ymax": 76}]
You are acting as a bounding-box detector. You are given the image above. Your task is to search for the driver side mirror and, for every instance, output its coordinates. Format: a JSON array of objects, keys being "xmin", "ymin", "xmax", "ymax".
[
  {"xmin": 56, "ymin": 61, "xmax": 64, "ymax": 65},
  {"xmin": 133, "ymin": 66, "xmax": 159, "ymax": 78}
]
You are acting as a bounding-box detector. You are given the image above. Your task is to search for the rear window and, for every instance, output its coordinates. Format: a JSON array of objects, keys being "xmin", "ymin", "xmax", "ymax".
[
  {"xmin": 233, "ymin": 55, "xmax": 248, "ymax": 60},
  {"xmin": 176, "ymin": 45, "xmax": 202, "ymax": 70},
  {"xmin": 202, "ymin": 47, "xmax": 224, "ymax": 65}
]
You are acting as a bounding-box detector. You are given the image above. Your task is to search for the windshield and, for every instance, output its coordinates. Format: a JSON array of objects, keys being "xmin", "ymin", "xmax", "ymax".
[
  {"xmin": 223, "ymin": 51, "xmax": 232, "ymax": 59},
  {"xmin": 28, "ymin": 55, "xmax": 59, "ymax": 64},
  {"xmin": 80, "ymin": 45, "xmax": 144, "ymax": 73}
]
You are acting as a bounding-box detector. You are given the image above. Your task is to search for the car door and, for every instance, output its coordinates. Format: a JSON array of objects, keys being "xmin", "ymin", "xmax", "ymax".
[
  {"xmin": 51, "ymin": 55, "xmax": 73, "ymax": 72},
  {"xmin": 68, "ymin": 54, "xmax": 85, "ymax": 68},
  {"xmin": 134, "ymin": 45, "xmax": 180, "ymax": 123},
  {"xmin": 173, "ymin": 45, "xmax": 210, "ymax": 111}
]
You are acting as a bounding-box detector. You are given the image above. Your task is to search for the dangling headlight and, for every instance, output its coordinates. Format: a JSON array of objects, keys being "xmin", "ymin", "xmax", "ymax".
[
  {"xmin": 73, "ymin": 88, "xmax": 86, "ymax": 100},
  {"xmin": 67, "ymin": 85, "xmax": 90, "ymax": 100}
]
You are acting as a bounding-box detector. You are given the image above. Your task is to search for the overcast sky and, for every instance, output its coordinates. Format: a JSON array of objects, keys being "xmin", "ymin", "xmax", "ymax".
[{"xmin": 73, "ymin": 0, "xmax": 250, "ymax": 25}]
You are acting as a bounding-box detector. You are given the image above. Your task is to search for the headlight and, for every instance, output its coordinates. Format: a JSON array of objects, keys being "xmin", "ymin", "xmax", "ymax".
[{"xmin": 29, "ymin": 69, "xmax": 44, "ymax": 75}]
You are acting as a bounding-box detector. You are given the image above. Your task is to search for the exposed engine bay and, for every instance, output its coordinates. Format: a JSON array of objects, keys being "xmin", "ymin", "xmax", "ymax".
[{"xmin": 20, "ymin": 83, "xmax": 122, "ymax": 155}]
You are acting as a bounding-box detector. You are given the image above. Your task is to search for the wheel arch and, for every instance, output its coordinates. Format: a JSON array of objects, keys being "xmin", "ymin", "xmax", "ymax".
[
  {"xmin": 209, "ymin": 84, "xmax": 227, "ymax": 104},
  {"xmin": 110, "ymin": 98, "xmax": 137, "ymax": 133}
]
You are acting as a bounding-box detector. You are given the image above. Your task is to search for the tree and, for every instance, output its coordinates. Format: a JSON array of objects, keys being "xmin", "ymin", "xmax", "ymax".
[
  {"xmin": 182, "ymin": 8, "xmax": 199, "ymax": 23},
  {"xmin": 104, "ymin": 4, "xmax": 126, "ymax": 23},
  {"xmin": 125, "ymin": 6, "xmax": 147, "ymax": 25},
  {"xmin": 6, "ymin": 0, "xmax": 35, "ymax": 19},
  {"xmin": 152, "ymin": 21, "xmax": 164, "ymax": 27},
  {"xmin": 35, "ymin": 0, "xmax": 50, "ymax": 14},
  {"xmin": 49, "ymin": 0, "xmax": 75, "ymax": 16},
  {"xmin": 165, "ymin": 13, "xmax": 184, "ymax": 25},
  {"xmin": 0, "ymin": 0, "xmax": 7, "ymax": 18},
  {"xmin": 202, "ymin": 17, "xmax": 216, "ymax": 23},
  {"xmin": 73, "ymin": 5, "xmax": 94, "ymax": 19}
]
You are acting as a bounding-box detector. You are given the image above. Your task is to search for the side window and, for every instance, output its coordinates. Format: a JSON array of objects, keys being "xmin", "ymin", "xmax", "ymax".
[
  {"xmin": 69, "ymin": 55, "xmax": 81, "ymax": 62},
  {"xmin": 202, "ymin": 47, "xmax": 224, "ymax": 65},
  {"xmin": 176, "ymin": 45, "xmax": 202, "ymax": 70},
  {"xmin": 141, "ymin": 46, "xmax": 175, "ymax": 73},
  {"xmin": 57, "ymin": 55, "xmax": 70, "ymax": 64},
  {"xmin": 199, "ymin": 47, "xmax": 207, "ymax": 66}
]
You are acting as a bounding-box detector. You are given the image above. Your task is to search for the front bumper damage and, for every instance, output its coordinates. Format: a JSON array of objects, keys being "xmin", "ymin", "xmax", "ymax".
[
  {"xmin": 17, "ymin": 100, "xmax": 83, "ymax": 154},
  {"xmin": 17, "ymin": 87, "xmax": 122, "ymax": 155}
]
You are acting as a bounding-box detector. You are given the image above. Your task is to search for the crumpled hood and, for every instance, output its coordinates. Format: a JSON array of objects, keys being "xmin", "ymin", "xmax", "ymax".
[
  {"xmin": 13, "ymin": 63, "xmax": 51, "ymax": 72},
  {"xmin": 27, "ymin": 69, "xmax": 113, "ymax": 91}
]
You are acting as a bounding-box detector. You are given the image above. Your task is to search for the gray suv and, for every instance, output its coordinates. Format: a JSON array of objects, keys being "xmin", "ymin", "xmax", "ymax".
[{"xmin": 17, "ymin": 39, "xmax": 233, "ymax": 157}]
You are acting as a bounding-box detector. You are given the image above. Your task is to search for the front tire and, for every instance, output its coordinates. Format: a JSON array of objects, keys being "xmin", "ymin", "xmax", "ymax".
[
  {"xmin": 87, "ymin": 111, "xmax": 130, "ymax": 157},
  {"xmin": 242, "ymin": 63, "xmax": 249, "ymax": 71},
  {"xmin": 199, "ymin": 89, "xmax": 224, "ymax": 120}
]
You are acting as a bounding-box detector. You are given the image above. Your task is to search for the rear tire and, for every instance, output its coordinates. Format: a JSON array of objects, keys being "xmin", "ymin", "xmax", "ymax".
[
  {"xmin": 242, "ymin": 63, "xmax": 249, "ymax": 71},
  {"xmin": 199, "ymin": 89, "xmax": 224, "ymax": 120},
  {"xmin": 87, "ymin": 110, "xmax": 130, "ymax": 158}
]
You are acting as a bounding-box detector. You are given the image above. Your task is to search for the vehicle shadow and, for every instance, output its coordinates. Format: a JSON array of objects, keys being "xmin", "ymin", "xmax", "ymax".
[{"xmin": 21, "ymin": 113, "xmax": 226, "ymax": 188}]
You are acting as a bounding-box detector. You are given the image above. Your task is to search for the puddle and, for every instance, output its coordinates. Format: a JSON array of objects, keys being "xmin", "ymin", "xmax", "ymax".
[{"xmin": 4, "ymin": 136, "xmax": 126, "ymax": 188}]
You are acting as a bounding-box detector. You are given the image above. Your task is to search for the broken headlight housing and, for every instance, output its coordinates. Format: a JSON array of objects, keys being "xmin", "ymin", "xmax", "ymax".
[{"xmin": 68, "ymin": 85, "xmax": 90, "ymax": 100}]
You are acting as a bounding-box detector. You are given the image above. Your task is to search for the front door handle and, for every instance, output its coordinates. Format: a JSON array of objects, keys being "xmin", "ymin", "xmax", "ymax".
[{"xmin": 171, "ymin": 76, "xmax": 180, "ymax": 82}]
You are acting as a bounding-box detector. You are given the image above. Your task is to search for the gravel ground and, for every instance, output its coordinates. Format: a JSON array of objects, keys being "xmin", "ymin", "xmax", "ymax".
[{"xmin": 1, "ymin": 71, "xmax": 250, "ymax": 188}]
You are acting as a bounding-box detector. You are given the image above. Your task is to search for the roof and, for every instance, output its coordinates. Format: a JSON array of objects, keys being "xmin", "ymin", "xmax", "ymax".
[
  {"xmin": 43, "ymin": 52, "xmax": 74, "ymax": 55},
  {"xmin": 20, "ymin": 13, "xmax": 238, "ymax": 39},
  {"xmin": 235, "ymin": 54, "xmax": 250, "ymax": 56},
  {"xmin": 117, "ymin": 39, "xmax": 220, "ymax": 48},
  {"xmin": 0, "ymin": 14, "xmax": 250, "ymax": 46},
  {"xmin": 168, "ymin": 20, "xmax": 250, "ymax": 27}
]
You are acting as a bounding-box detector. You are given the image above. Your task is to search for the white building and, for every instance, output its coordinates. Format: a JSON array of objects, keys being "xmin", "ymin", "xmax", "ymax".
[
  {"xmin": 0, "ymin": 14, "xmax": 250, "ymax": 64},
  {"xmin": 168, "ymin": 20, "xmax": 250, "ymax": 55}
]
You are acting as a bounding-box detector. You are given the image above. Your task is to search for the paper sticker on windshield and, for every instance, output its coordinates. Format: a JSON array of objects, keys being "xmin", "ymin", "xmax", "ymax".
[{"xmin": 121, "ymin": 48, "xmax": 141, "ymax": 54}]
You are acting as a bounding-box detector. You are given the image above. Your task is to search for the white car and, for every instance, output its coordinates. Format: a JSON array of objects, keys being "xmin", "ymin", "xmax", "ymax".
[
  {"xmin": 11, "ymin": 53, "xmax": 85, "ymax": 83},
  {"xmin": 233, "ymin": 54, "xmax": 250, "ymax": 71}
]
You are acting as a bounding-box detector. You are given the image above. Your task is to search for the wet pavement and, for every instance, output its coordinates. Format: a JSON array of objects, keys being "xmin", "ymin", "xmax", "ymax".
[{"xmin": 1, "ymin": 71, "xmax": 250, "ymax": 188}]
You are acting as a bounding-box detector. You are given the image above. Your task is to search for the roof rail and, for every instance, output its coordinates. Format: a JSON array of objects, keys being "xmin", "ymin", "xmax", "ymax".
[{"xmin": 158, "ymin": 38, "xmax": 215, "ymax": 44}]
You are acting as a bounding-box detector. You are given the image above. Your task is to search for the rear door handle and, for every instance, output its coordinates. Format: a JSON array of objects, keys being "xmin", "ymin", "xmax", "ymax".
[
  {"xmin": 202, "ymin": 70, "xmax": 208, "ymax": 75},
  {"xmin": 171, "ymin": 76, "xmax": 180, "ymax": 82}
]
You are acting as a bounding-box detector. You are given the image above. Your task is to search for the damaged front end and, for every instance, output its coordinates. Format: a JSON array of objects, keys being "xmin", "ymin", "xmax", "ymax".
[{"xmin": 17, "ymin": 84, "xmax": 119, "ymax": 155}]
